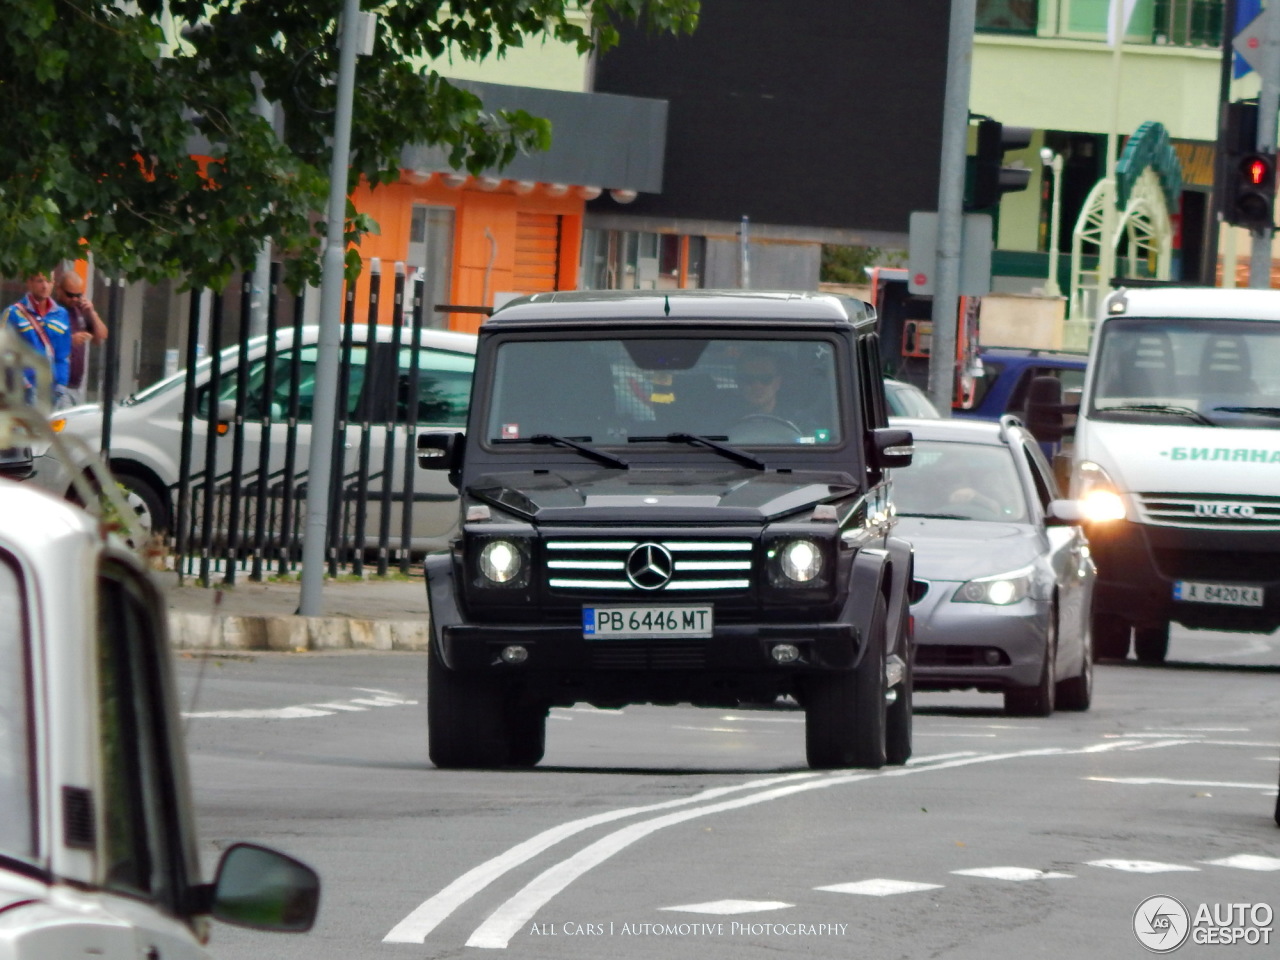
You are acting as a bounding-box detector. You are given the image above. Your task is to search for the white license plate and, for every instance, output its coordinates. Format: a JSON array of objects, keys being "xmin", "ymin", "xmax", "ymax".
[
  {"xmin": 583, "ymin": 605, "xmax": 713, "ymax": 639},
  {"xmin": 1173, "ymin": 581, "xmax": 1264, "ymax": 608}
]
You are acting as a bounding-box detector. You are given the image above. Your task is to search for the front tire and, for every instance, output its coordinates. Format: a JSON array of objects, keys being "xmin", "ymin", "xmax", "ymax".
[
  {"xmin": 885, "ymin": 591, "xmax": 913, "ymax": 766},
  {"xmin": 804, "ymin": 595, "xmax": 887, "ymax": 770},
  {"xmin": 427, "ymin": 643, "xmax": 511, "ymax": 769},
  {"xmin": 1005, "ymin": 614, "xmax": 1056, "ymax": 717},
  {"xmin": 1091, "ymin": 611, "xmax": 1130, "ymax": 661},
  {"xmin": 1055, "ymin": 608, "xmax": 1093, "ymax": 711},
  {"xmin": 1133, "ymin": 621, "xmax": 1170, "ymax": 664}
]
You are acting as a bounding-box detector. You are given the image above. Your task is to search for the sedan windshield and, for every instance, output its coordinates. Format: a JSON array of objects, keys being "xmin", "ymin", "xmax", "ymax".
[
  {"xmin": 893, "ymin": 440, "xmax": 1028, "ymax": 522},
  {"xmin": 485, "ymin": 336, "xmax": 843, "ymax": 447},
  {"xmin": 1090, "ymin": 318, "xmax": 1280, "ymax": 427}
]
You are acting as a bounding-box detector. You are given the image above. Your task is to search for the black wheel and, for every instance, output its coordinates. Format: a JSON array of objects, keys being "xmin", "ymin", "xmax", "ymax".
[
  {"xmin": 1091, "ymin": 611, "xmax": 1131, "ymax": 661},
  {"xmin": 427, "ymin": 643, "xmax": 511, "ymax": 769},
  {"xmin": 506, "ymin": 702, "xmax": 548, "ymax": 768},
  {"xmin": 885, "ymin": 644, "xmax": 913, "ymax": 766},
  {"xmin": 1055, "ymin": 607, "xmax": 1093, "ymax": 712},
  {"xmin": 804, "ymin": 595, "xmax": 887, "ymax": 770},
  {"xmin": 1274, "ymin": 762, "xmax": 1280, "ymax": 828},
  {"xmin": 115, "ymin": 473, "xmax": 170, "ymax": 539},
  {"xmin": 1134, "ymin": 621, "xmax": 1170, "ymax": 664},
  {"xmin": 1005, "ymin": 615, "xmax": 1056, "ymax": 717}
]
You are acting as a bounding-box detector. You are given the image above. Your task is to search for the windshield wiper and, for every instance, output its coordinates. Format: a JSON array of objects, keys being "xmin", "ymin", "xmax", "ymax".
[
  {"xmin": 1214, "ymin": 406, "xmax": 1280, "ymax": 418},
  {"xmin": 629, "ymin": 432, "xmax": 766, "ymax": 470},
  {"xmin": 1100, "ymin": 403, "xmax": 1216, "ymax": 426},
  {"xmin": 493, "ymin": 434, "xmax": 629, "ymax": 469},
  {"xmin": 897, "ymin": 511, "xmax": 974, "ymax": 520}
]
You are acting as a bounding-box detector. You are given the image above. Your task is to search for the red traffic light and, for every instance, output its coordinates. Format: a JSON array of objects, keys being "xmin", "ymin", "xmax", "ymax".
[{"xmin": 1243, "ymin": 155, "xmax": 1270, "ymax": 186}]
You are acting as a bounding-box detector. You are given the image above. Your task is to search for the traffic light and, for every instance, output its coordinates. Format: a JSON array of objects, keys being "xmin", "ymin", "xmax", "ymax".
[
  {"xmin": 968, "ymin": 118, "xmax": 1033, "ymax": 211},
  {"xmin": 1221, "ymin": 101, "xmax": 1276, "ymax": 230}
]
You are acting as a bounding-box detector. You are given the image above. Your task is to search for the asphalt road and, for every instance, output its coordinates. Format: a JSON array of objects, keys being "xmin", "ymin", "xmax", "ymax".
[{"xmin": 177, "ymin": 624, "xmax": 1280, "ymax": 960}]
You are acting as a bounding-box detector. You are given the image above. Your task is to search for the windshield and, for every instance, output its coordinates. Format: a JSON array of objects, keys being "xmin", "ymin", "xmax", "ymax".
[
  {"xmin": 484, "ymin": 336, "xmax": 844, "ymax": 447},
  {"xmin": 1089, "ymin": 318, "xmax": 1280, "ymax": 427},
  {"xmin": 0, "ymin": 553, "xmax": 35, "ymax": 862},
  {"xmin": 892, "ymin": 440, "xmax": 1028, "ymax": 522}
]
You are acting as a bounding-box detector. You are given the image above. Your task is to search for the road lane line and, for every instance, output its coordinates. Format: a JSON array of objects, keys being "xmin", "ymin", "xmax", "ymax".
[
  {"xmin": 380, "ymin": 771, "xmax": 820, "ymax": 944},
  {"xmin": 1085, "ymin": 776, "xmax": 1277, "ymax": 790},
  {"xmin": 461, "ymin": 749, "xmax": 1073, "ymax": 949}
]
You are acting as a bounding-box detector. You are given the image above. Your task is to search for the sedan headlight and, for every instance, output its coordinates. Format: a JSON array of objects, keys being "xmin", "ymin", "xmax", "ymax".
[
  {"xmin": 1074, "ymin": 460, "xmax": 1126, "ymax": 523},
  {"xmin": 953, "ymin": 565, "xmax": 1034, "ymax": 605},
  {"xmin": 766, "ymin": 537, "xmax": 828, "ymax": 588},
  {"xmin": 478, "ymin": 538, "xmax": 528, "ymax": 586}
]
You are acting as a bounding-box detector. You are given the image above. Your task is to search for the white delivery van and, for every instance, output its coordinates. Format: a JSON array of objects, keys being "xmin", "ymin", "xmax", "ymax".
[{"xmin": 1069, "ymin": 287, "xmax": 1280, "ymax": 663}]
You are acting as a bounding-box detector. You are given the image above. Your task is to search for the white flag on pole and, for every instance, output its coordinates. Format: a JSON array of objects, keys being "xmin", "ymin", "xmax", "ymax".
[{"xmin": 1107, "ymin": 0, "xmax": 1140, "ymax": 46}]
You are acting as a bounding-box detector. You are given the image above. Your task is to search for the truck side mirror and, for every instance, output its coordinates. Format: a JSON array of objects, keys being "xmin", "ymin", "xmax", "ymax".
[
  {"xmin": 871, "ymin": 427, "xmax": 914, "ymax": 470},
  {"xmin": 207, "ymin": 843, "xmax": 320, "ymax": 933},
  {"xmin": 1024, "ymin": 376, "xmax": 1069, "ymax": 444},
  {"xmin": 417, "ymin": 431, "xmax": 463, "ymax": 488},
  {"xmin": 215, "ymin": 400, "xmax": 237, "ymax": 436}
]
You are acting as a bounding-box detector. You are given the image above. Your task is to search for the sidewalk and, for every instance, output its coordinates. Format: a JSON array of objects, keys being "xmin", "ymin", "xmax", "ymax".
[{"xmin": 158, "ymin": 570, "xmax": 431, "ymax": 653}]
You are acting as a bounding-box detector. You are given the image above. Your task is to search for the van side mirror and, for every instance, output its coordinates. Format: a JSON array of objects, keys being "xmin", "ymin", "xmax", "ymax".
[
  {"xmin": 1046, "ymin": 498, "xmax": 1084, "ymax": 526},
  {"xmin": 872, "ymin": 427, "xmax": 914, "ymax": 470},
  {"xmin": 206, "ymin": 843, "xmax": 320, "ymax": 933},
  {"xmin": 215, "ymin": 400, "xmax": 237, "ymax": 436}
]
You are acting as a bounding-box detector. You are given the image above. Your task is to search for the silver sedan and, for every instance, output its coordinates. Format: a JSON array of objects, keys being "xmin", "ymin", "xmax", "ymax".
[{"xmin": 892, "ymin": 417, "xmax": 1095, "ymax": 716}]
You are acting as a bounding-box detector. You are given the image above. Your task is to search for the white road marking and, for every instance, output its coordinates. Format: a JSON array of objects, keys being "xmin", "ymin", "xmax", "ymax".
[
  {"xmin": 673, "ymin": 726, "xmax": 751, "ymax": 734},
  {"xmin": 951, "ymin": 867, "xmax": 1073, "ymax": 881},
  {"xmin": 456, "ymin": 749, "xmax": 1078, "ymax": 950},
  {"xmin": 1087, "ymin": 859, "xmax": 1199, "ymax": 874},
  {"xmin": 183, "ymin": 705, "xmax": 335, "ymax": 719},
  {"xmin": 1105, "ymin": 732, "xmax": 1206, "ymax": 739},
  {"xmin": 1202, "ymin": 854, "xmax": 1280, "ymax": 871},
  {"xmin": 381, "ymin": 772, "xmax": 820, "ymax": 944},
  {"xmin": 719, "ymin": 714, "xmax": 804, "ymax": 724},
  {"xmin": 390, "ymin": 741, "xmax": 1189, "ymax": 950},
  {"xmin": 1085, "ymin": 776, "xmax": 1277, "ymax": 790},
  {"xmin": 917, "ymin": 733, "xmax": 1000, "ymax": 738},
  {"xmin": 310, "ymin": 701, "xmax": 369, "ymax": 712},
  {"xmin": 661, "ymin": 900, "xmax": 793, "ymax": 915},
  {"xmin": 816, "ymin": 879, "xmax": 943, "ymax": 896}
]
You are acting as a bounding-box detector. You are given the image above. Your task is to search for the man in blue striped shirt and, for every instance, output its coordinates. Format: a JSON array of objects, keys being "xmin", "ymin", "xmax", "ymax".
[{"xmin": 4, "ymin": 271, "xmax": 72, "ymax": 408}]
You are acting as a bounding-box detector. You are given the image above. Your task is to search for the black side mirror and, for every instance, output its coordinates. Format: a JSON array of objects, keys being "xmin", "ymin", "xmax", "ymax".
[
  {"xmin": 0, "ymin": 446, "xmax": 34, "ymax": 480},
  {"xmin": 1024, "ymin": 376, "xmax": 1071, "ymax": 444},
  {"xmin": 417, "ymin": 431, "xmax": 463, "ymax": 488},
  {"xmin": 872, "ymin": 427, "xmax": 914, "ymax": 470},
  {"xmin": 207, "ymin": 843, "xmax": 320, "ymax": 933}
]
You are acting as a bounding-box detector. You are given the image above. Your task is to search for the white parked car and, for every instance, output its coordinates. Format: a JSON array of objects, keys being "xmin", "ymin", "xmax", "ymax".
[
  {"xmin": 1, "ymin": 325, "xmax": 320, "ymax": 958},
  {"xmin": 30, "ymin": 325, "xmax": 477, "ymax": 552}
]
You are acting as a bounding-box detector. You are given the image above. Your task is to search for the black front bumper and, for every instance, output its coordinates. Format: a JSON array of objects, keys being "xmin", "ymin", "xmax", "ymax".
[{"xmin": 1087, "ymin": 519, "xmax": 1280, "ymax": 632}]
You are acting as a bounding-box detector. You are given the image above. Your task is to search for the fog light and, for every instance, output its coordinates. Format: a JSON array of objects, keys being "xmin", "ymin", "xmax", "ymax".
[
  {"xmin": 500, "ymin": 645, "xmax": 529, "ymax": 664},
  {"xmin": 983, "ymin": 649, "xmax": 1002, "ymax": 666},
  {"xmin": 771, "ymin": 643, "xmax": 800, "ymax": 664}
]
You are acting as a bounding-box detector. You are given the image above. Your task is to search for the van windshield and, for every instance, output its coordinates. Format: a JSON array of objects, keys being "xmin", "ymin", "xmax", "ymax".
[
  {"xmin": 1089, "ymin": 318, "xmax": 1280, "ymax": 427},
  {"xmin": 485, "ymin": 336, "xmax": 844, "ymax": 448},
  {"xmin": 0, "ymin": 554, "xmax": 35, "ymax": 862}
]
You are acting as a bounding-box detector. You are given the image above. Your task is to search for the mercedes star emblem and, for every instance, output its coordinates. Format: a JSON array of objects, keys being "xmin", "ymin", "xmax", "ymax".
[{"xmin": 626, "ymin": 543, "xmax": 674, "ymax": 590}]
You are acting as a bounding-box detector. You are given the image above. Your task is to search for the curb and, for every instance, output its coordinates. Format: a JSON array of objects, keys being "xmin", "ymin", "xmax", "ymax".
[{"xmin": 168, "ymin": 612, "xmax": 429, "ymax": 652}]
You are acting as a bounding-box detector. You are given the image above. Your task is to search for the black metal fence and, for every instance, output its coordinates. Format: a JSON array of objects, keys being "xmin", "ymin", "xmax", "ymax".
[{"xmin": 97, "ymin": 263, "xmax": 459, "ymax": 587}]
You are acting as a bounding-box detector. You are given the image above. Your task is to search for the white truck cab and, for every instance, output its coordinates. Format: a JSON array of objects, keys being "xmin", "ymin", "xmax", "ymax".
[
  {"xmin": 1069, "ymin": 287, "xmax": 1280, "ymax": 662},
  {"xmin": 0, "ymin": 327, "xmax": 319, "ymax": 957}
]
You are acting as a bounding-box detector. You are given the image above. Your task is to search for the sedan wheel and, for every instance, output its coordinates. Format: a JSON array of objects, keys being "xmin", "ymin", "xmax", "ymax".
[{"xmin": 1005, "ymin": 614, "xmax": 1056, "ymax": 717}]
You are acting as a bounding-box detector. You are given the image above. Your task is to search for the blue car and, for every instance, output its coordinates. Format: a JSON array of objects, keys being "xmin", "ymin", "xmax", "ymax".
[{"xmin": 956, "ymin": 347, "xmax": 1087, "ymax": 423}]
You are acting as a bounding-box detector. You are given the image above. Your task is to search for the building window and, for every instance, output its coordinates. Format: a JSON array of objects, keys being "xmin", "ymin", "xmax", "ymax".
[
  {"xmin": 408, "ymin": 204, "xmax": 455, "ymax": 329},
  {"xmin": 977, "ymin": 0, "xmax": 1039, "ymax": 34},
  {"xmin": 580, "ymin": 230, "xmax": 706, "ymax": 291}
]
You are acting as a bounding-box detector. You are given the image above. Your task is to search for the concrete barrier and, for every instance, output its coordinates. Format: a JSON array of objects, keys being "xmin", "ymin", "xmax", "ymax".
[{"xmin": 169, "ymin": 612, "xmax": 429, "ymax": 652}]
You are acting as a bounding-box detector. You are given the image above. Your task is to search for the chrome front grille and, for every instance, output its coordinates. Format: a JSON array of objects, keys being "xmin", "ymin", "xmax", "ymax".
[
  {"xmin": 545, "ymin": 539, "xmax": 754, "ymax": 593},
  {"xmin": 1136, "ymin": 493, "xmax": 1280, "ymax": 530}
]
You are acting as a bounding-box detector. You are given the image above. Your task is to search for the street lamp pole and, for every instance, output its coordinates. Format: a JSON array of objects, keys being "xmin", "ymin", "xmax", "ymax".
[{"xmin": 1040, "ymin": 148, "xmax": 1063, "ymax": 297}]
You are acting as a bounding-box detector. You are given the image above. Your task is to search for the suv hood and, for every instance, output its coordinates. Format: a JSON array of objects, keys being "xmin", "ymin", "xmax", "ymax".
[
  {"xmin": 468, "ymin": 467, "xmax": 859, "ymax": 523},
  {"xmin": 1079, "ymin": 420, "xmax": 1280, "ymax": 494}
]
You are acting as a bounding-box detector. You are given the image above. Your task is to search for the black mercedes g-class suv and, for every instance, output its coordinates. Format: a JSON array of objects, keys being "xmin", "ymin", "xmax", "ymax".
[{"xmin": 419, "ymin": 290, "xmax": 915, "ymax": 770}]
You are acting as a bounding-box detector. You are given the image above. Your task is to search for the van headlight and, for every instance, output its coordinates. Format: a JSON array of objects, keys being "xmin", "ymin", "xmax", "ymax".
[
  {"xmin": 953, "ymin": 566, "xmax": 1033, "ymax": 605},
  {"xmin": 1075, "ymin": 460, "xmax": 1126, "ymax": 522},
  {"xmin": 478, "ymin": 538, "xmax": 529, "ymax": 586}
]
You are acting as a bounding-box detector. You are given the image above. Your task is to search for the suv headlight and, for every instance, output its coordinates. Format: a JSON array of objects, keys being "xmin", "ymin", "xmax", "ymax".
[
  {"xmin": 1074, "ymin": 460, "xmax": 1126, "ymax": 522},
  {"xmin": 477, "ymin": 538, "xmax": 530, "ymax": 587},
  {"xmin": 766, "ymin": 537, "xmax": 828, "ymax": 588},
  {"xmin": 953, "ymin": 565, "xmax": 1033, "ymax": 605}
]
